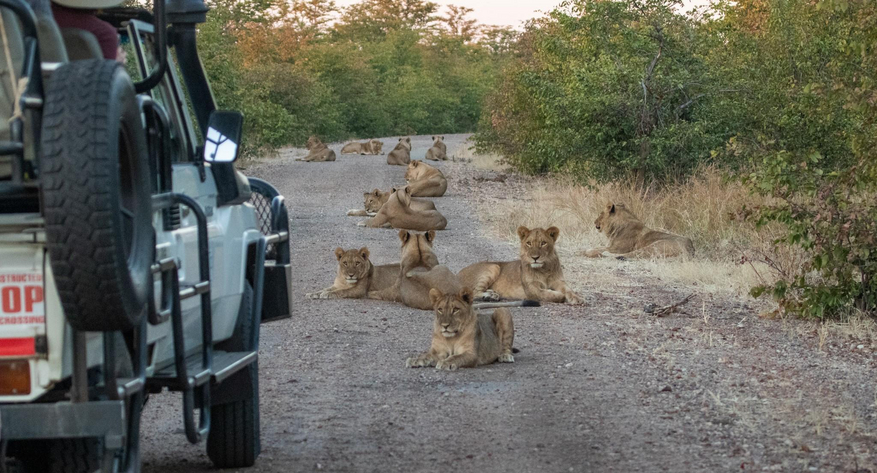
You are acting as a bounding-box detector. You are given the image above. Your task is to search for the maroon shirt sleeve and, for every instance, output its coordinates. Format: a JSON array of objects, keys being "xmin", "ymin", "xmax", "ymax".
[{"xmin": 50, "ymin": 3, "xmax": 119, "ymax": 60}]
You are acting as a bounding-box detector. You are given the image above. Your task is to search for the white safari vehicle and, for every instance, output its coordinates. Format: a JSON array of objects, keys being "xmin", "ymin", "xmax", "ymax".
[{"xmin": 0, "ymin": 0, "xmax": 292, "ymax": 471}]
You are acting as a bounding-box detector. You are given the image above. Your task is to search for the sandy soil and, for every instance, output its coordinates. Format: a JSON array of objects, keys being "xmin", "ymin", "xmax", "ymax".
[{"xmin": 140, "ymin": 135, "xmax": 877, "ymax": 473}]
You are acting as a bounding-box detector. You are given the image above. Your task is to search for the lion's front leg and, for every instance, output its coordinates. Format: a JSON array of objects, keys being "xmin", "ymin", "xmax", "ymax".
[
  {"xmin": 492, "ymin": 309, "xmax": 515, "ymax": 363},
  {"xmin": 583, "ymin": 247, "xmax": 609, "ymax": 258},
  {"xmin": 304, "ymin": 286, "xmax": 338, "ymax": 299},
  {"xmin": 347, "ymin": 209, "xmax": 370, "ymax": 217},
  {"xmin": 406, "ymin": 350, "xmax": 441, "ymax": 368},
  {"xmin": 367, "ymin": 283, "xmax": 400, "ymax": 303},
  {"xmin": 436, "ymin": 351, "xmax": 478, "ymax": 371},
  {"xmin": 471, "ymin": 264, "xmax": 502, "ymax": 300},
  {"xmin": 358, "ymin": 213, "xmax": 388, "ymax": 228}
]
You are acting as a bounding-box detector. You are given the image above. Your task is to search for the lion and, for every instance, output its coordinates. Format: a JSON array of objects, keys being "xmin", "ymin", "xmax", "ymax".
[
  {"xmin": 296, "ymin": 135, "xmax": 336, "ymax": 162},
  {"xmin": 583, "ymin": 203, "xmax": 695, "ymax": 259},
  {"xmin": 458, "ymin": 226, "xmax": 584, "ymax": 305},
  {"xmin": 341, "ymin": 139, "xmax": 384, "ymax": 155},
  {"xmin": 368, "ymin": 230, "xmax": 540, "ymax": 311},
  {"xmin": 404, "ymin": 161, "xmax": 447, "ymax": 197},
  {"xmin": 425, "ymin": 136, "xmax": 447, "ymax": 161},
  {"xmin": 387, "ymin": 137, "xmax": 412, "ymax": 166},
  {"xmin": 305, "ymin": 247, "xmax": 399, "ymax": 299},
  {"xmin": 347, "ymin": 188, "xmax": 436, "ymax": 217},
  {"xmin": 406, "ymin": 287, "xmax": 515, "ymax": 371},
  {"xmin": 356, "ymin": 185, "xmax": 447, "ymax": 231}
]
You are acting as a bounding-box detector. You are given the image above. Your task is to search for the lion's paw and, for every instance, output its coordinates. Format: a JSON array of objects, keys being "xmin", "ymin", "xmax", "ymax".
[
  {"xmin": 346, "ymin": 209, "xmax": 359, "ymax": 216},
  {"xmin": 583, "ymin": 249, "xmax": 604, "ymax": 258},
  {"xmin": 498, "ymin": 353, "xmax": 515, "ymax": 363},
  {"xmin": 305, "ymin": 291, "xmax": 321, "ymax": 299},
  {"xmin": 436, "ymin": 360, "xmax": 458, "ymax": 371},
  {"xmin": 565, "ymin": 293, "xmax": 585, "ymax": 305},
  {"xmin": 477, "ymin": 290, "xmax": 502, "ymax": 302},
  {"xmin": 356, "ymin": 221, "xmax": 367, "ymax": 227},
  {"xmin": 406, "ymin": 357, "xmax": 422, "ymax": 368}
]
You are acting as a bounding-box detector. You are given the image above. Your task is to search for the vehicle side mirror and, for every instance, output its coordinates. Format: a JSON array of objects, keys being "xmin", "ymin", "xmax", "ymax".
[{"xmin": 204, "ymin": 111, "xmax": 243, "ymax": 163}]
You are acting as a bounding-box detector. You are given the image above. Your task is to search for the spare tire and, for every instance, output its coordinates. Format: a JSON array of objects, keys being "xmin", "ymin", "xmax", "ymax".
[{"xmin": 41, "ymin": 60, "xmax": 153, "ymax": 332}]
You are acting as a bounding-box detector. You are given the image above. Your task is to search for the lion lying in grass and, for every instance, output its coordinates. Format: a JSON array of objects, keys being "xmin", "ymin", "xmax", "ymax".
[
  {"xmin": 356, "ymin": 186, "xmax": 447, "ymax": 231},
  {"xmin": 347, "ymin": 188, "xmax": 436, "ymax": 217},
  {"xmin": 341, "ymin": 139, "xmax": 383, "ymax": 155},
  {"xmin": 583, "ymin": 203, "xmax": 695, "ymax": 259},
  {"xmin": 387, "ymin": 137, "xmax": 412, "ymax": 165},
  {"xmin": 296, "ymin": 136, "xmax": 336, "ymax": 162},
  {"xmin": 458, "ymin": 226, "xmax": 583, "ymax": 305},
  {"xmin": 405, "ymin": 161, "xmax": 447, "ymax": 197},
  {"xmin": 406, "ymin": 287, "xmax": 515, "ymax": 371},
  {"xmin": 425, "ymin": 136, "xmax": 447, "ymax": 161},
  {"xmin": 305, "ymin": 247, "xmax": 398, "ymax": 299}
]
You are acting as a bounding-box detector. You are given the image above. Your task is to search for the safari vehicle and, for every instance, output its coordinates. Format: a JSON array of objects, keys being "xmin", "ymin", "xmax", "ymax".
[{"xmin": 0, "ymin": 0, "xmax": 292, "ymax": 471}]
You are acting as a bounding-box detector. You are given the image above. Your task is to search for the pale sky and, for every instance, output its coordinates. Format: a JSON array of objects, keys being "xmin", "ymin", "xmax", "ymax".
[
  {"xmin": 333, "ymin": 0, "xmax": 557, "ymax": 28},
  {"xmin": 334, "ymin": 0, "xmax": 714, "ymax": 28}
]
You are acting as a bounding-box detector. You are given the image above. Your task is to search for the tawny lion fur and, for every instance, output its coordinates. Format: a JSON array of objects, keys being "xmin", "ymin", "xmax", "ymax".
[
  {"xmin": 404, "ymin": 160, "xmax": 447, "ymax": 197},
  {"xmin": 406, "ymin": 287, "xmax": 515, "ymax": 371},
  {"xmin": 583, "ymin": 203, "xmax": 695, "ymax": 259},
  {"xmin": 458, "ymin": 226, "xmax": 583, "ymax": 305},
  {"xmin": 305, "ymin": 247, "xmax": 399, "ymax": 299}
]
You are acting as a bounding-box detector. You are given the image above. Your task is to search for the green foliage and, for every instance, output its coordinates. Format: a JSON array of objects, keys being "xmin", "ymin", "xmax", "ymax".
[
  {"xmin": 475, "ymin": 0, "xmax": 729, "ymax": 182},
  {"xmin": 197, "ymin": 0, "xmax": 511, "ymax": 156}
]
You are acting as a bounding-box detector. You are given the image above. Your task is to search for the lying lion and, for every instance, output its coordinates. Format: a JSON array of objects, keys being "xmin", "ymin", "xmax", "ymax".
[
  {"xmin": 425, "ymin": 136, "xmax": 447, "ymax": 161},
  {"xmin": 341, "ymin": 139, "xmax": 384, "ymax": 155},
  {"xmin": 356, "ymin": 185, "xmax": 447, "ymax": 231},
  {"xmin": 296, "ymin": 135, "xmax": 336, "ymax": 162},
  {"xmin": 458, "ymin": 226, "xmax": 584, "ymax": 305},
  {"xmin": 584, "ymin": 203, "xmax": 695, "ymax": 259},
  {"xmin": 406, "ymin": 287, "xmax": 515, "ymax": 371},
  {"xmin": 405, "ymin": 161, "xmax": 447, "ymax": 197},
  {"xmin": 347, "ymin": 188, "xmax": 436, "ymax": 217},
  {"xmin": 387, "ymin": 137, "xmax": 412, "ymax": 166},
  {"xmin": 305, "ymin": 247, "xmax": 398, "ymax": 299},
  {"xmin": 370, "ymin": 230, "xmax": 538, "ymax": 311}
]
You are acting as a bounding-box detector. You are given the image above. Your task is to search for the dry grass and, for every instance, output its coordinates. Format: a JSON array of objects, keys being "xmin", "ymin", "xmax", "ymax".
[
  {"xmin": 451, "ymin": 141, "xmax": 507, "ymax": 172},
  {"xmin": 467, "ymin": 158, "xmax": 808, "ymax": 296}
]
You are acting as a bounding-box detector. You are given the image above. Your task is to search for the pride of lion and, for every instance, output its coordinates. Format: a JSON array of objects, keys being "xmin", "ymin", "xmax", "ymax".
[{"xmin": 300, "ymin": 135, "xmax": 696, "ymax": 370}]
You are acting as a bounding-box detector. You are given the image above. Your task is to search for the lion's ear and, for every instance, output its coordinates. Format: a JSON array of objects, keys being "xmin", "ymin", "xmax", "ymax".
[
  {"xmin": 517, "ymin": 226, "xmax": 531, "ymax": 241},
  {"xmin": 398, "ymin": 230, "xmax": 410, "ymax": 243},
  {"xmin": 607, "ymin": 203, "xmax": 616, "ymax": 214},
  {"xmin": 360, "ymin": 247, "xmax": 370, "ymax": 260},
  {"xmin": 363, "ymin": 192, "xmax": 370, "ymax": 198},
  {"xmin": 429, "ymin": 288, "xmax": 444, "ymax": 307},
  {"xmin": 398, "ymin": 137, "xmax": 403, "ymax": 142},
  {"xmin": 459, "ymin": 288, "xmax": 473, "ymax": 305},
  {"xmin": 431, "ymin": 135, "xmax": 435, "ymax": 140},
  {"xmin": 546, "ymin": 226, "xmax": 560, "ymax": 242},
  {"xmin": 373, "ymin": 189, "xmax": 382, "ymax": 196},
  {"xmin": 411, "ymin": 161, "xmax": 419, "ymax": 167},
  {"xmin": 334, "ymin": 247, "xmax": 345, "ymax": 260},
  {"xmin": 426, "ymin": 230, "xmax": 436, "ymax": 243}
]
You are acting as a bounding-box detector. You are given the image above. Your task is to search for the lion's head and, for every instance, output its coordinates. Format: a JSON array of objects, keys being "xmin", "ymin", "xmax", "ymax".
[
  {"xmin": 392, "ymin": 185, "xmax": 413, "ymax": 208},
  {"xmin": 428, "ymin": 287, "xmax": 475, "ymax": 338},
  {"xmin": 517, "ymin": 226, "xmax": 560, "ymax": 269},
  {"xmin": 404, "ymin": 160, "xmax": 428, "ymax": 181},
  {"xmin": 306, "ymin": 135, "xmax": 323, "ymax": 150},
  {"xmin": 594, "ymin": 203, "xmax": 637, "ymax": 235},
  {"xmin": 334, "ymin": 247, "xmax": 371, "ymax": 284},
  {"xmin": 399, "ymin": 229, "xmax": 439, "ymax": 272},
  {"xmin": 370, "ymin": 140, "xmax": 384, "ymax": 154},
  {"xmin": 397, "ymin": 136, "xmax": 412, "ymax": 151},
  {"xmin": 363, "ymin": 189, "xmax": 390, "ymax": 213},
  {"xmin": 431, "ymin": 135, "xmax": 445, "ymax": 143}
]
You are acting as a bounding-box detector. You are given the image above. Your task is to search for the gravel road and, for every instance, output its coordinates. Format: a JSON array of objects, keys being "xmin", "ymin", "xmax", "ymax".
[{"xmin": 140, "ymin": 135, "xmax": 876, "ymax": 472}]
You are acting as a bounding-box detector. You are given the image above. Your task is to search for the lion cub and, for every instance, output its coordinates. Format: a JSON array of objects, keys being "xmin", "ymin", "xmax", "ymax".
[
  {"xmin": 356, "ymin": 186, "xmax": 447, "ymax": 231},
  {"xmin": 425, "ymin": 136, "xmax": 447, "ymax": 161},
  {"xmin": 584, "ymin": 203, "xmax": 695, "ymax": 259},
  {"xmin": 296, "ymin": 136, "xmax": 336, "ymax": 162},
  {"xmin": 341, "ymin": 139, "xmax": 384, "ymax": 155},
  {"xmin": 305, "ymin": 247, "xmax": 398, "ymax": 299},
  {"xmin": 405, "ymin": 161, "xmax": 447, "ymax": 197},
  {"xmin": 387, "ymin": 137, "xmax": 412, "ymax": 165},
  {"xmin": 347, "ymin": 188, "xmax": 436, "ymax": 217},
  {"xmin": 406, "ymin": 287, "xmax": 515, "ymax": 371},
  {"xmin": 458, "ymin": 226, "xmax": 583, "ymax": 305}
]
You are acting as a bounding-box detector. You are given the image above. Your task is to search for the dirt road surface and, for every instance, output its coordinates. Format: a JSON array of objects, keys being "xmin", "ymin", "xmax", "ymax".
[{"xmin": 141, "ymin": 135, "xmax": 876, "ymax": 472}]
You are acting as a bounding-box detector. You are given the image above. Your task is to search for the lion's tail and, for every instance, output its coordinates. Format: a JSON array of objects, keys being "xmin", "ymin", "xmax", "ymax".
[{"xmin": 472, "ymin": 300, "xmax": 540, "ymax": 310}]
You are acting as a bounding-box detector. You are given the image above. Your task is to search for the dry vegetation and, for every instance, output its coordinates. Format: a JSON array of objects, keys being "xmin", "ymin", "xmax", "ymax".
[{"xmin": 457, "ymin": 143, "xmax": 812, "ymax": 298}]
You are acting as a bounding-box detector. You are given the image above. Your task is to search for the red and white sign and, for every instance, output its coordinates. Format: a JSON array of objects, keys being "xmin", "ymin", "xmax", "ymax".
[{"xmin": 0, "ymin": 272, "xmax": 45, "ymax": 326}]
